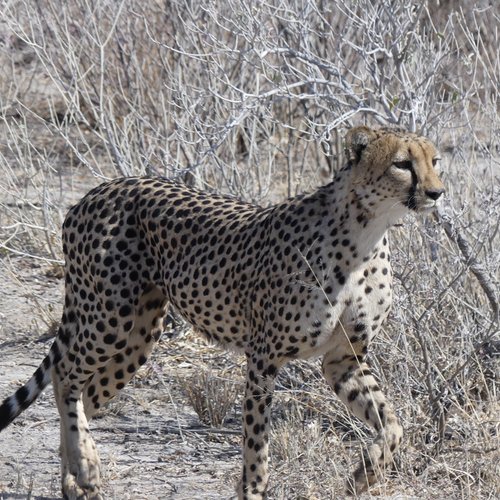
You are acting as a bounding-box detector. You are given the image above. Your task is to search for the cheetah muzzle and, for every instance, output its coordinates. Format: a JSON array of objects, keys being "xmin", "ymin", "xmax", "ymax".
[{"xmin": 0, "ymin": 126, "xmax": 444, "ymax": 499}]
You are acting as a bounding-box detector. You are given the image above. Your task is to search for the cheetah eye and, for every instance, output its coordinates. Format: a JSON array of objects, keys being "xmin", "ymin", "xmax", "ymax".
[
  {"xmin": 431, "ymin": 157, "xmax": 442, "ymax": 174},
  {"xmin": 393, "ymin": 161, "xmax": 413, "ymax": 171}
]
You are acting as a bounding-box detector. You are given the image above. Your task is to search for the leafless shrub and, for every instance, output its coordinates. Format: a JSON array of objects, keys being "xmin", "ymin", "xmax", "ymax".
[
  {"xmin": 0, "ymin": 0, "xmax": 498, "ymax": 497},
  {"xmin": 180, "ymin": 371, "xmax": 240, "ymax": 428}
]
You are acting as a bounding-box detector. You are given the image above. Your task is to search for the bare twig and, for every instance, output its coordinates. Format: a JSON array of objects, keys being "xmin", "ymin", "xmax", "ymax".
[{"xmin": 435, "ymin": 206, "xmax": 499, "ymax": 324}]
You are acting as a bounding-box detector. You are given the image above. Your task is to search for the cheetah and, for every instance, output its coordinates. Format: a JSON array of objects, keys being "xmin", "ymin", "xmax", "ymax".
[{"xmin": 0, "ymin": 126, "xmax": 444, "ymax": 499}]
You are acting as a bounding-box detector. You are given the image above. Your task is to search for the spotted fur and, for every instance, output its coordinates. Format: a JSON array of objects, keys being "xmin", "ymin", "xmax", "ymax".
[{"xmin": 0, "ymin": 126, "xmax": 444, "ymax": 499}]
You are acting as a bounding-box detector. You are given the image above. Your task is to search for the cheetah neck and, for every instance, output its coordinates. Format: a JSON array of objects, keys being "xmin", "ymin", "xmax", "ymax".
[{"xmin": 308, "ymin": 168, "xmax": 395, "ymax": 270}]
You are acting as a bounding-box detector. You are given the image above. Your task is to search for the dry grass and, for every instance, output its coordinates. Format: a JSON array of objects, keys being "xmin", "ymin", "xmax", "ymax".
[
  {"xmin": 0, "ymin": 1, "xmax": 498, "ymax": 499},
  {"xmin": 180, "ymin": 371, "xmax": 242, "ymax": 428}
]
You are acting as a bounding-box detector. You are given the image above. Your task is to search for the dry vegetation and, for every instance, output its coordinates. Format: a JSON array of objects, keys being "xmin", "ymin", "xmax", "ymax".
[{"xmin": 0, "ymin": 0, "xmax": 498, "ymax": 499}]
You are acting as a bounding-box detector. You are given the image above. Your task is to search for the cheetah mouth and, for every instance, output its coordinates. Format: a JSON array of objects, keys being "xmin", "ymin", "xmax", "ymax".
[
  {"xmin": 404, "ymin": 185, "xmax": 418, "ymax": 211},
  {"xmin": 418, "ymin": 204, "xmax": 438, "ymax": 213},
  {"xmin": 413, "ymin": 200, "xmax": 439, "ymax": 213}
]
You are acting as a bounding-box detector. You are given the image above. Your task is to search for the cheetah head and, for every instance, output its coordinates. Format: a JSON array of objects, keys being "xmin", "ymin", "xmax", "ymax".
[{"xmin": 345, "ymin": 126, "xmax": 444, "ymax": 220}]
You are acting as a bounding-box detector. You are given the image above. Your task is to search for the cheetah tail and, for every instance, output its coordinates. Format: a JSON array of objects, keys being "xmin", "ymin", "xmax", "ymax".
[{"xmin": 0, "ymin": 339, "xmax": 62, "ymax": 432}]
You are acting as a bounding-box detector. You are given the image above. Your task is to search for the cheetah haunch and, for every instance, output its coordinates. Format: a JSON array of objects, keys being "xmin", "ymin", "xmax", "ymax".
[{"xmin": 0, "ymin": 126, "xmax": 444, "ymax": 499}]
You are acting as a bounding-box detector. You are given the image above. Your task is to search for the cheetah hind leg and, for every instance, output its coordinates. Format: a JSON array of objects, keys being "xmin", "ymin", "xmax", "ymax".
[
  {"xmin": 82, "ymin": 289, "xmax": 168, "ymax": 418},
  {"xmin": 54, "ymin": 285, "xmax": 167, "ymax": 499},
  {"xmin": 52, "ymin": 370, "xmax": 103, "ymax": 500}
]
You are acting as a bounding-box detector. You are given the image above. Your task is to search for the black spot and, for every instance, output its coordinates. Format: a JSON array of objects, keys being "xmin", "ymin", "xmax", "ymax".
[
  {"xmin": 115, "ymin": 339, "xmax": 127, "ymax": 350},
  {"xmin": 119, "ymin": 305, "xmax": 132, "ymax": 317},
  {"xmin": 348, "ymin": 389, "xmax": 359, "ymax": 402},
  {"xmin": 15, "ymin": 386, "xmax": 29, "ymax": 408},
  {"xmin": 34, "ymin": 367, "xmax": 45, "ymax": 388},
  {"xmin": 85, "ymin": 356, "xmax": 96, "ymax": 366},
  {"xmin": 103, "ymin": 334, "xmax": 117, "ymax": 345},
  {"xmin": 110, "ymin": 274, "xmax": 121, "ymax": 285}
]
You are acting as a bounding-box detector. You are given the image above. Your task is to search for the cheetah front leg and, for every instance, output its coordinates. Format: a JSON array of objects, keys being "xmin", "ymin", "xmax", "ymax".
[
  {"xmin": 237, "ymin": 353, "xmax": 279, "ymax": 500},
  {"xmin": 322, "ymin": 349, "xmax": 403, "ymax": 495}
]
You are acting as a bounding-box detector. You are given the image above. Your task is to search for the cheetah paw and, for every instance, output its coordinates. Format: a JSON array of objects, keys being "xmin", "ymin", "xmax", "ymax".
[{"xmin": 62, "ymin": 474, "xmax": 103, "ymax": 500}]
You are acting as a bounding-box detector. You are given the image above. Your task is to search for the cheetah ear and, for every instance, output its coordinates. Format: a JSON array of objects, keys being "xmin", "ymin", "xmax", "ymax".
[{"xmin": 344, "ymin": 126, "xmax": 377, "ymax": 164}]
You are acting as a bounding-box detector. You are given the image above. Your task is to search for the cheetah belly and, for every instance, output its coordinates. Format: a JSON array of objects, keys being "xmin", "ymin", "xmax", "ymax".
[
  {"xmin": 285, "ymin": 266, "xmax": 392, "ymax": 361},
  {"xmin": 290, "ymin": 291, "xmax": 351, "ymax": 360},
  {"xmin": 159, "ymin": 245, "xmax": 253, "ymax": 350},
  {"xmin": 247, "ymin": 271, "xmax": 350, "ymax": 361}
]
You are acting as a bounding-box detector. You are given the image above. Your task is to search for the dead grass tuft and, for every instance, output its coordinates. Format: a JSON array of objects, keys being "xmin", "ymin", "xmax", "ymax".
[{"xmin": 180, "ymin": 371, "xmax": 241, "ymax": 428}]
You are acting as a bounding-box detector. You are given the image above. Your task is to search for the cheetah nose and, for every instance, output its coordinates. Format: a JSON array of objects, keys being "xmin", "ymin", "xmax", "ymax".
[{"xmin": 425, "ymin": 188, "xmax": 445, "ymax": 201}]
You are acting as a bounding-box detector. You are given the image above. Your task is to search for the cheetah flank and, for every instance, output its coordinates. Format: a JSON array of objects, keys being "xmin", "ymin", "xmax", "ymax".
[{"xmin": 0, "ymin": 126, "xmax": 444, "ymax": 499}]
